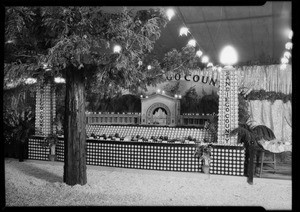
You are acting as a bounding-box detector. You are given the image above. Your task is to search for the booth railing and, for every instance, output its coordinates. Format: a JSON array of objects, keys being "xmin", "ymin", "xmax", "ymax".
[
  {"xmin": 86, "ymin": 112, "xmax": 141, "ymax": 125},
  {"xmin": 85, "ymin": 112, "xmax": 213, "ymax": 128}
]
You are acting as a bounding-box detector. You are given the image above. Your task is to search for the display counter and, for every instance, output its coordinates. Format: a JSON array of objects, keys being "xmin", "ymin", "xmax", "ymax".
[{"xmin": 28, "ymin": 136, "xmax": 245, "ymax": 176}]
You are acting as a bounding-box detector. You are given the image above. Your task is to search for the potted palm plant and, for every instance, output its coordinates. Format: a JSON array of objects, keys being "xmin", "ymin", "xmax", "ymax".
[
  {"xmin": 194, "ymin": 143, "xmax": 213, "ymax": 174},
  {"xmin": 230, "ymin": 93, "xmax": 276, "ymax": 184},
  {"xmin": 41, "ymin": 133, "xmax": 59, "ymax": 161},
  {"xmin": 230, "ymin": 121, "xmax": 276, "ymax": 147},
  {"xmin": 230, "ymin": 92, "xmax": 276, "ymax": 148},
  {"xmin": 4, "ymin": 108, "xmax": 35, "ymax": 162}
]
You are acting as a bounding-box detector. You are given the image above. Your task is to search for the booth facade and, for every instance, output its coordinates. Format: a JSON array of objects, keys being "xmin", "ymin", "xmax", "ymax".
[{"xmin": 28, "ymin": 69, "xmax": 246, "ymax": 176}]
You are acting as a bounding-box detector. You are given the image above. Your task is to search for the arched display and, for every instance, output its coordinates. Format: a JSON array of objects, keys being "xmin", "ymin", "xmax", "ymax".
[{"xmin": 146, "ymin": 103, "xmax": 171, "ymax": 125}]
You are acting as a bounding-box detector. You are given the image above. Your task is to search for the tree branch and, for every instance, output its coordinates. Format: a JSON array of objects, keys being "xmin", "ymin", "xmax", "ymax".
[{"xmin": 12, "ymin": 54, "xmax": 37, "ymax": 58}]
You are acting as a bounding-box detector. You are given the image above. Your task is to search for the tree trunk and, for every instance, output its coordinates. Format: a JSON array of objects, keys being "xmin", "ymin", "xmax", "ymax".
[{"xmin": 63, "ymin": 66, "xmax": 87, "ymax": 185}]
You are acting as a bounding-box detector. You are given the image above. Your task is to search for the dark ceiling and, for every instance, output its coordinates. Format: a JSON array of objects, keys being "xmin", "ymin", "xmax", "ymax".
[{"xmin": 103, "ymin": 2, "xmax": 292, "ymax": 66}]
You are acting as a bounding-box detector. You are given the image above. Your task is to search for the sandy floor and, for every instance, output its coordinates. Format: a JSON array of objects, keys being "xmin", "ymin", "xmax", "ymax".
[{"xmin": 5, "ymin": 158, "xmax": 291, "ymax": 209}]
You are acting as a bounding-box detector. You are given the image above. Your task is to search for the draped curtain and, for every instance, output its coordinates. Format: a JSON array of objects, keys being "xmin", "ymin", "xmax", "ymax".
[
  {"xmin": 237, "ymin": 64, "xmax": 292, "ymax": 94},
  {"xmin": 248, "ymin": 100, "xmax": 291, "ymax": 144},
  {"xmin": 240, "ymin": 64, "xmax": 292, "ymax": 144}
]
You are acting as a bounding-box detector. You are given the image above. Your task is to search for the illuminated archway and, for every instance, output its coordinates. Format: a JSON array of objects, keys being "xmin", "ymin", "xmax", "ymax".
[{"xmin": 146, "ymin": 103, "xmax": 171, "ymax": 126}]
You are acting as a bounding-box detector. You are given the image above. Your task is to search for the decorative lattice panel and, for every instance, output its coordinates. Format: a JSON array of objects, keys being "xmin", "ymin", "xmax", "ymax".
[
  {"xmin": 86, "ymin": 141, "xmax": 200, "ymax": 172},
  {"xmin": 210, "ymin": 145, "xmax": 245, "ymax": 176},
  {"xmin": 28, "ymin": 137, "xmax": 49, "ymax": 161},
  {"xmin": 55, "ymin": 139, "xmax": 64, "ymax": 162}
]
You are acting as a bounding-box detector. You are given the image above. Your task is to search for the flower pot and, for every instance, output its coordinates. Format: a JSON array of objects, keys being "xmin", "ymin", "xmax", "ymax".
[
  {"xmin": 202, "ymin": 165, "xmax": 210, "ymax": 174},
  {"xmin": 50, "ymin": 144, "xmax": 56, "ymax": 155},
  {"xmin": 49, "ymin": 154, "xmax": 56, "ymax": 161}
]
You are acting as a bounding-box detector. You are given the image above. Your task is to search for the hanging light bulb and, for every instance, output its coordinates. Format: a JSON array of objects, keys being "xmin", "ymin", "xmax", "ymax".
[
  {"xmin": 285, "ymin": 42, "xmax": 293, "ymax": 50},
  {"xmin": 113, "ymin": 45, "xmax": 122, "ymax": 53},
  {"xmin": 157, "ymin": 89, "xmax": 161, "ymax": 93},
  {"xmin": 42, "ymin": 63, "xmax": 48, "ymax": 69},
  {"xmin": 281, "ymin": 57, "xmax": 289, "ymax": 64},
  {"xmin": 288, "ymin": 30, "xmax": 293, "ymax": 39},
  {"xmin": 6, "ymin": 39, "xmax": 15, "ymax": 44},
  {"xmin": 201, "ymin": 55, "xmax": 209, "ymax": 63},
  {"xmin": 187, "ymin": 39, "xmax": 196, "ymax": 47},
  {"xmin": 54, "ymin": 77, "xmax": 66, "ymax": 83},
  {"xmin": 179, "ymin": 27, "xmax": 189, "ymax": 36},
  {"xmin": 196, "ymin": 50, "xmax": 203, "ymax": 57},
  {"xmin": 219, "ymin": 45, "xmax": 238, "ymax": 66},
  {"xmin": 166, "ymin": 9, "xmax": 175, "ymax": 21},
  {"xmin": 280, "ymin": 63, "xmax": 287, "ymax": 70},
  {"xmin": 147, "ymin": 65, "xmax": 152, "ymax": 70},
  {"xmin": 25, "ymin": 78, "xmax": 37, "ymax": 84},
  {"xmin": 283, "ymin": 51, "xmax": 291, "ymax": 59}
]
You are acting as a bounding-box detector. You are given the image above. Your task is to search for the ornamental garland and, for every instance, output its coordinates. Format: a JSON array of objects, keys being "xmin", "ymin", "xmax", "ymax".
[{"xmin": 245, "ymin": 89, "xmax": 291, "ymax": 103}]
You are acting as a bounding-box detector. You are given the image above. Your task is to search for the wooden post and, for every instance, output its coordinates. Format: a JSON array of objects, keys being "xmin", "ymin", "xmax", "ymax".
[{"xmin": 247, "ymin": 144, "xmax": 255, "ymax": 185}]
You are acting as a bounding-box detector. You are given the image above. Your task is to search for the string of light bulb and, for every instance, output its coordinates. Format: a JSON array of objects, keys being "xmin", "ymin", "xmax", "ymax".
[
  {"xmin": 112, "ymin": 8, "xmax": 215, "ymax": 71},
  {"xmin": 112, "ymin": 8, "xmax": 176, "ymax": 55},
  {"xmin": 172, "ymin": 8, "xmax": 213, "ymax": 68},
  {"xmin": 280, "ymin": 29, "xmax": 292, "ymax": 70}
]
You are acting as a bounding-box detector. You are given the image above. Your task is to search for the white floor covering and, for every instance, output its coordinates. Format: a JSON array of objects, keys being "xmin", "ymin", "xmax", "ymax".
[{"xmin": 5, "ymin": 158, "xmax": 292, "ymax": 209}]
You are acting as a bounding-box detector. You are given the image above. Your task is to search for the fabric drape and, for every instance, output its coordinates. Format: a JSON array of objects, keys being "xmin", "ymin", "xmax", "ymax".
[
  {"xmin": 237, "ymin": 64, "xmax": 292, "ymax": 94},
  {"xmin": 248, "ymin": 100, "xmax": 291, "ymax": 144}
]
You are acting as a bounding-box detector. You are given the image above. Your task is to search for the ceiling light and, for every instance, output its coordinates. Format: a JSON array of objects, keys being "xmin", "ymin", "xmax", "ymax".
[
  {"xmin": 179, "ymin": 27, "xmax": 189, "ymax": 36},
  {"xmin": 166, "ymin": 9, "xmax": 175, "ymax": 21},
  {"xmin": 113, "ymin": 45, "xmax": 122, "ymax": 53},
  {"xmin": 187, "ymin": 39, "xmax": 196, "ymax": 47},
  {"xmin": 54, "ymin": 77, "xmax": 66, "ymax": 83},
  {"xmin": 288, "ymin": 30, "xmax": 293, "ymax": 39},
  {"xmin": 281, "ymin": 57, "xmax": 289, "ymax": 64},
  {"xmin": 25, "ymin": 78, "xmax": 37, "ymax": 84},
  {"xmin": 201, "ymin": 55, "xmax": 209, "ymax": 63},
  {"xmin": 196, "ymin": 50, "xmax": 203, "ymax": 57},
  {"xmin": 285, "ymin": 42, "xmax": 293, "ymax": 50},
  {"xmin": 219, "ymin": 45, "xmax": 238, "ymax": 66},
  {"xmin": 280, "ymin": 64, "xmax": 287, "ymax": 70},
  {"xmin": 283, "ymin": 51, "xmax": 291, "ymax": 59}
]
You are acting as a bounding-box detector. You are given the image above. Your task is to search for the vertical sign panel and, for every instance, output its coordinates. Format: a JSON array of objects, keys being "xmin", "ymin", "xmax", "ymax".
[
  {"xmin": 34, "ymin": 77, "xmax": 56, "ymax": 136},
  {"xmin": 217, "ymin": 67, "xmax": 239, "ymax": 145}
]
